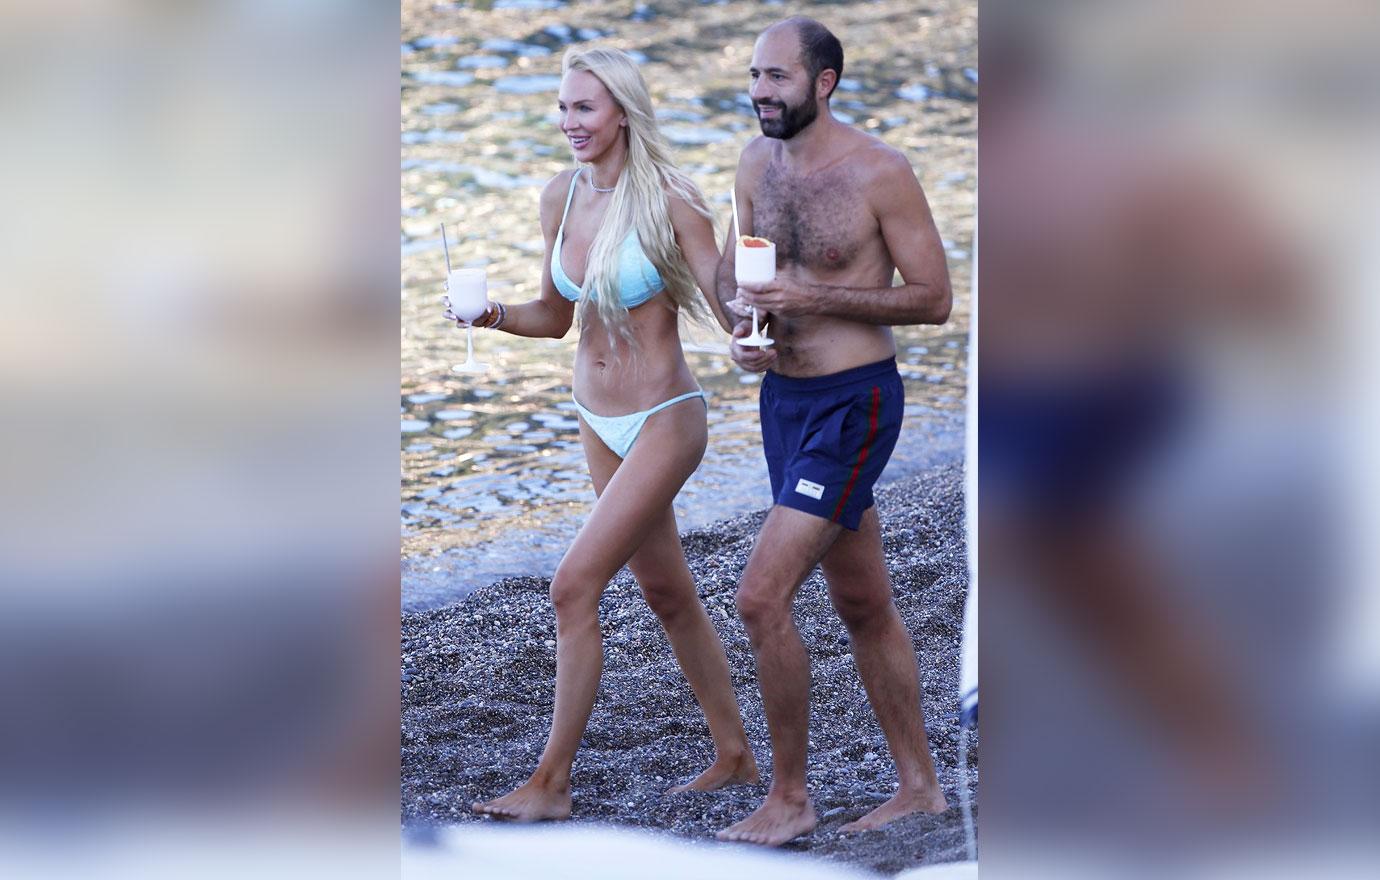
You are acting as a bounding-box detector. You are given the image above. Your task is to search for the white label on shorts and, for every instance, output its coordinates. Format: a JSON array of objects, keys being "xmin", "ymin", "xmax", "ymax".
[{"xmin": 795, "ymin": 478, "xmax": 825, "ymax": 500}]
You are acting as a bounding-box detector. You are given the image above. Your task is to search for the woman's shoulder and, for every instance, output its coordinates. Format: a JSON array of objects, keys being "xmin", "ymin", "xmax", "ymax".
[
  {"xmin": 539, "ymin": 168, "xmax": 579, "ymax": 228},
  {"xmin": 659, "ymin": 172, "xmax": 709, "ymax": 214},
  {"xmin": 541, "ymin": 168, "xmax": 578, "ymax": 203},
  {"xmin": 662, "ymin": 184, "xmax": 712, "ymax": 234}
]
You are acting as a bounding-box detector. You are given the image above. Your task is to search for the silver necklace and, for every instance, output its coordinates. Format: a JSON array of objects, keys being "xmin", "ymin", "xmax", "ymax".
[{"xmin": 588, "ymin": 171, "xmax": 616, "ymax": 193}]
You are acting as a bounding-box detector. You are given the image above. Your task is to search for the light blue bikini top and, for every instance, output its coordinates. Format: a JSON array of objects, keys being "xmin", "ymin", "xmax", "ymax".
[{"xmin": 551, "ymin": 168, "xmax": 664, "ymax": 309}]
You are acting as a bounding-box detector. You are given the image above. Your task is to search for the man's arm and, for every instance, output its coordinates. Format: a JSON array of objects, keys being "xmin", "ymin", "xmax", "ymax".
[{"xmin": 736, "ymin": 151, "xmax": 952, "ymax": 326}]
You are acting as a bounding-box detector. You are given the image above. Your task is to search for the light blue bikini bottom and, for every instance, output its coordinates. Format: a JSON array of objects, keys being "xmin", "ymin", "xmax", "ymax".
[{"xmin": 572, "ymin": 390, "xmax": 707, "ymax": 459}]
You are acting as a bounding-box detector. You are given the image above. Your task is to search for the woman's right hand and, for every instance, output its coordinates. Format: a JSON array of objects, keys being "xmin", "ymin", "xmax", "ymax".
[{"xmin": 443, "ymin": 296, "xmax": 499, "ymax": 329}]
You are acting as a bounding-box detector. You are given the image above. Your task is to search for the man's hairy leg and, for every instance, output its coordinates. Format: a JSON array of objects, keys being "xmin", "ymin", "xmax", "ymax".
[
  {"xmin": 821, "ymin": 507, "xmax": 948, "ymax": 832},
  {"xmin": 718, "ymin": 506, "xmax": 841, "ymax": 846}
]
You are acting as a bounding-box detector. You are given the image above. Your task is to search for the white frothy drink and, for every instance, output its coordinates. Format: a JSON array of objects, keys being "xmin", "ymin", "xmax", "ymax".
[
  {"xmin": 734, "ymin": 236, "xmax": 776, "ymax": 347},
  {"xmin": 735, "ymin": 237, "xmax": 776, "ymax": 285},
  {"xmin": 447, "ymin": 267, "xmax": 488, "ymax": 322}
]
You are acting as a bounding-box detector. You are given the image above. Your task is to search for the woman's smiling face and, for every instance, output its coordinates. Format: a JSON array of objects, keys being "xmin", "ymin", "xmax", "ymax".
[{"xmin": 557, "ymin": 69, "xmax": 626, "ymax": 163}]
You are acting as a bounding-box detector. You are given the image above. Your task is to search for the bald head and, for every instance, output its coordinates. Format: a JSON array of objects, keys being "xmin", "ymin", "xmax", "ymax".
[{"xmin": 762, "ymin": 16, "xmax": 844, "ymax": 99}]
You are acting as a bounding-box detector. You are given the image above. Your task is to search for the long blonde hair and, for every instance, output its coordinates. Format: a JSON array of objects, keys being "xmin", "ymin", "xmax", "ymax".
[{"xmin": 561, "ymin": 47, "xmax": 715, "ymax": 349}]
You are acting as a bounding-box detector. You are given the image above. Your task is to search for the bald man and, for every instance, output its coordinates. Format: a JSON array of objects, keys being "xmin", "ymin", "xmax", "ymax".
[{"xmin": 714, "ymin": 17, "xmax": 953, "ymax": 846}]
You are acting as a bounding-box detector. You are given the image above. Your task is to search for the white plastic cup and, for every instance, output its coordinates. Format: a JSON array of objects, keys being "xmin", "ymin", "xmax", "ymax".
[
  {"xmin": 735, "ymin": 238, "xmax": 776, "ymax": 285},
  {"xmin": 447, "ymin": 267, "xmax": 488, "ymax": 322}
]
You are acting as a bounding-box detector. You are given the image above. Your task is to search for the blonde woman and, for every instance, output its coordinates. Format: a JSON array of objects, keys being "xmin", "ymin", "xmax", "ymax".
[{"xmin": 447, "ymin": 47, "xmax": 756, "ymax": 821}]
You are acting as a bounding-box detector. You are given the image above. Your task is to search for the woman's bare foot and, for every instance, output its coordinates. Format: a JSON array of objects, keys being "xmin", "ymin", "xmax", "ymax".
[
  {"xmin": 716, "ymin": 791, "xmax": 817, "ymax": 846},
  {"xmin": 667, "ymin": 749, "xmax": 759, "ymax": 793},
  {"xmin": 839, "ymin": 785, "xmax": 948, "ymax": 832},
  {"xmin": 471, "ymin": 778, "xmax": 572, "ymax": 822}
]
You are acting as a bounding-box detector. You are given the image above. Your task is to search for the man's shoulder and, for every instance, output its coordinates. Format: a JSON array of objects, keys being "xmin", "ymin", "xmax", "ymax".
[
  {"xmin": 846, "ymin": 130, "xmax": 914, "ymax": 183},
  {"xmin": 739, "ymin": 136, "xmax": 776, "ymax": 172},
  {"xmin": 839, "ymin": 133, "xmax": 921, "ymax": 209}
]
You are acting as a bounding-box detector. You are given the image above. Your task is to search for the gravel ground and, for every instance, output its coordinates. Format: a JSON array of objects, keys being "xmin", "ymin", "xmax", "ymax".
[{"xmin": 402, "ymin": 460, "xmax": 976, "ymax": 876}]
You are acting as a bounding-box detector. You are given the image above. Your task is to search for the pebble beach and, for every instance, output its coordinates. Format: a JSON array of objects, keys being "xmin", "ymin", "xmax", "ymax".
[{"xmin": 402, "ymin": 459, "xmax": 976, "ymax": 875}]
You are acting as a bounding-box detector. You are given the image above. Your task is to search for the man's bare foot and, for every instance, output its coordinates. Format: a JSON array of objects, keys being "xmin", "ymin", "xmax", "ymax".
[
  {"xmin": 667, "ymin": 749, "xmax": 760, "ymax": 793},
  {"xmin": 840, "ymin": 786, "xmax": 948, "ymax": 832},
  {"xmin": 716, "ymin": 792, "xmax": 817, "ymax": 846},
  {"xmin": 471, "ymin": 779, "xmax": 571, "ymax": 822}
]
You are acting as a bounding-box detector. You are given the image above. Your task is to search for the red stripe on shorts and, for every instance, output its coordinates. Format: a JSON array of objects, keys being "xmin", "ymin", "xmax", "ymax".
[{"xmin": 831, "ymin": 385, "xmax": 881, "ymax": 522}]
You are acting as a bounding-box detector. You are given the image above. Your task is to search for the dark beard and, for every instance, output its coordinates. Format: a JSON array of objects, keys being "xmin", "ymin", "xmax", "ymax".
[{"xmin": 755, "ymin": 90, "xmax": 819, "ymax": 140}]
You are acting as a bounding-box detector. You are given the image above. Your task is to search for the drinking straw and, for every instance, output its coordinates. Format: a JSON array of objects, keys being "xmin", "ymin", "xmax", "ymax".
[{"xmin": 440, "ymin": 223, "xmax": 453, "ymax": 274}]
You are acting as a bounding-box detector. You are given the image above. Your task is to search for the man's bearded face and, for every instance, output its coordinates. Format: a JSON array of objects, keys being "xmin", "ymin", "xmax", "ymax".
[{"xmin": 755, "ymin": 76, "xmax": 820, "ymax": 140}]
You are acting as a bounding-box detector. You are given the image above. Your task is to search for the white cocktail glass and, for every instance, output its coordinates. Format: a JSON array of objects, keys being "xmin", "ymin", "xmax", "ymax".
[
  {"xmin": 446, "ymin": 267, "xmax": 490, "ymax": 374},
  {"xmin": 735, "ymin": 238, "xmax": 775, "ymax": 347}
]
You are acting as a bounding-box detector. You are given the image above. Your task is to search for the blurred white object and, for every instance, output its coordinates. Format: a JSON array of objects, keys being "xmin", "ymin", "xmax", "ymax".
[
  {"xmin": 403, "ymin": 825, "xmax": 876, "ymax": 880},
  {"xmin": 896, "ymin": 862, "xmax": 978, "ymax": 880},
  {"xmin": 961, "ymin": 229, "xmax": 978, "ymax": 729}
]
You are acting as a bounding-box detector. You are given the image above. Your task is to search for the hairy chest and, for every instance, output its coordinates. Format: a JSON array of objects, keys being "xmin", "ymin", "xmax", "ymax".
[{"xmin": 751, "ymin": 162, "xmax": 874, "ymax": 273}]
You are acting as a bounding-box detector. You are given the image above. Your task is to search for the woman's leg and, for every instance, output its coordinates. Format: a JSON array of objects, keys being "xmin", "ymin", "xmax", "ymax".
[
  {"xmin": 472, "ymin": 398, "xmax": 711, "ymax": 820},
  {"xmin": 625, "ymin": 503, "xmax": 759, "ymax": 792}
]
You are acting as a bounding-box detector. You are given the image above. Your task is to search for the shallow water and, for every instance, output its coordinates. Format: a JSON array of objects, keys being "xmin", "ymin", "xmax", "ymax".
[{"xmin": 401, "ymin": 0, "xmax": 976, "ymax": 609}]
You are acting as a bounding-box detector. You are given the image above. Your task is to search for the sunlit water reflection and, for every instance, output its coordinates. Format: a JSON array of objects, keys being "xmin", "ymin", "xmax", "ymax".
[{"xmin": 402, "ymin": 0, "xmax": 975, "ymax": 610}]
